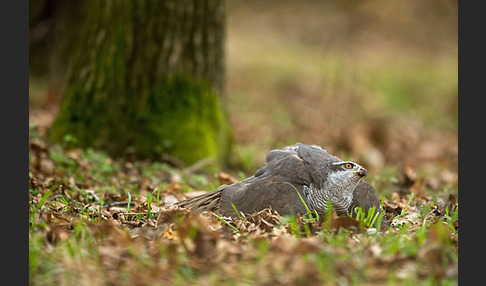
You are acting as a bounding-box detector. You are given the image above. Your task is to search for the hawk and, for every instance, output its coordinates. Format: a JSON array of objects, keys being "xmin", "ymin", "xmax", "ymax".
[{"xmin": 176, "ymin": 143, "xmax": 381, "ymax": 220}]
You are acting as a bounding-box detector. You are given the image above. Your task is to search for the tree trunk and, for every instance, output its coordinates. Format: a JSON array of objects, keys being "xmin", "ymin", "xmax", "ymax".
[{"xmin": 49, "ymin": 0, "xmax": 232, "ymax": 165}]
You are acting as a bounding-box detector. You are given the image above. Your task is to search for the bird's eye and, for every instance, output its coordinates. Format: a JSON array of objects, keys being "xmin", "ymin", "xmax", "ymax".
[{"xmin": 345, "ymin": 163, "xmax": 353, "ymax": 169}]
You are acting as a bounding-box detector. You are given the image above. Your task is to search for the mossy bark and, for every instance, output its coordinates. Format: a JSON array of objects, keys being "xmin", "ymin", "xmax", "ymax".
[{"xmin": 49, "ymin": 0, "xmax": 231, "ymax": 164}]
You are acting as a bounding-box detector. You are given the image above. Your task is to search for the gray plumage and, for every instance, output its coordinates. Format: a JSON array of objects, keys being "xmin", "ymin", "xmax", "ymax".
[{"xmin": 176, "ymin": 143, "xmax": 381, "ymax": 219}]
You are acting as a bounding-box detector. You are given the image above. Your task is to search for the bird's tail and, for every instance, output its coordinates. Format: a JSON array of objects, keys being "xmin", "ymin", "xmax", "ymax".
[{"xmin": 175, "ymin": 189, "xmax": 223, "ymax": 214}]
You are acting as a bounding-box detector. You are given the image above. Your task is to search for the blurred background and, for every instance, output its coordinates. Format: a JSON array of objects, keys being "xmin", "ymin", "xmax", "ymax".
[
  {"xmin": 29, "ymin": 0, "xmax": 458, "ymax": 178},
  {"xmin": 224, "ymin": 0, "xmax": 457, "ymax": 174}
]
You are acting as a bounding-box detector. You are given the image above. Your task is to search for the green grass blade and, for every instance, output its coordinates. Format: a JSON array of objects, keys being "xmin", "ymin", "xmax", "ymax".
[
  {"xmin": 371, "ymin": 211, "xmax": 384, "ymax": 232},
  {"xmin": 212, "ymin": 213, "xmax": 239, "ymax": 232},
  {"xmin": 365, "ymin": 206, "xmax": 376, "ymax": 226},
  {"xmin": 303, "ymin": 221, "xmax": 312, "ymax": 238},
  {"xmin": 98, "ymin": 196, "xmax": 103, "ymax": 221},
  {"xmin": 400, "ymin": 192, "xmax": 414, "ymax": 216},
  {"xmin": 285, "ymin": 182, "xmax": 315, "ymax": 221},
  {"xmin": 147, "ymin": 194, "xmax": 152, "ymax": 219},
  {"xmin": 126, "ymin": 190, "xmax": 132, "ymax": 213},
  {"xmin": 36, "ymin": 182, "xmax": 60, "ymax": 209},
  {"xmin": 231, "ymin": 203, "xmax": 242, "ymax": 221},
  {"xmin": 61, "ymin": 195, "xmax": 69, "ymax": 209},
  {"xmin": 156, "ymin": 183, "xmax": 162, "ymax": 207}
]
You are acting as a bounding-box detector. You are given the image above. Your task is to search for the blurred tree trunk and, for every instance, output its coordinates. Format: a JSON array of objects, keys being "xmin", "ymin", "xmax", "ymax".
[
  {"xmin": 29, "ymin": 0, "xmax": 86, "ymax": 107},
  {"xmin": 50, "ymin": 0, "xmax": 232, "ymax": 165}
]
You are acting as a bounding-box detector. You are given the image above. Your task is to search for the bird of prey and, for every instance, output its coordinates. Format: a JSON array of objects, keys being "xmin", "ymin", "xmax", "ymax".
[{"xmin": 176, "ymin": 143, "xmax": 381, "ymax": 220}]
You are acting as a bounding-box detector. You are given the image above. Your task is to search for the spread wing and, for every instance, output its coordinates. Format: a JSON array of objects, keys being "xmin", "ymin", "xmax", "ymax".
[{"xmin": 219, "ymin": 143, "xmax": 340, "ymax": 216}]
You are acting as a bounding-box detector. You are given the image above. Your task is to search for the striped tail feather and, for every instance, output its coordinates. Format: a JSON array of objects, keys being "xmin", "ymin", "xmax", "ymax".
[{"xmin": 175, "ymin": 189, "xmax": 223, "ymax": 214}]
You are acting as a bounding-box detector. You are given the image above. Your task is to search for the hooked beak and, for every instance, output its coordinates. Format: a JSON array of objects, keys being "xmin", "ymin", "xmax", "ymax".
[
  {"xmin": 358, "ymin": 168, "xmax": 368, "ymax": 177},
  {"xmin": 357, "ymin": 167, "xmax": 367, "ymax": 177}
]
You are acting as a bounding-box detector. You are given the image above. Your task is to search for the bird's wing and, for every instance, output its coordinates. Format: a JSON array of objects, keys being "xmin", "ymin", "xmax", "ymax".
[
  {"xmin": 257, "ymin": 143, "xmax": 340, "ymax": 183},
  {"xmin": 219, "ymin": 176, "xmax": 311, "ymax": 216},
  {"xmin": 291, "ymin": 143, "xmax": 342, "ymax": 187},
  {"xmin": 219, "ymin": 143, "xmax": 337, "ymax": 216}
]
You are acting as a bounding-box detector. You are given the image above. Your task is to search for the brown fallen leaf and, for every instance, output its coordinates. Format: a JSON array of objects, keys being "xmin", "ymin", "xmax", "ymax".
[
  {"xmin": 217, "ymin": 172, "xmax": 238, "ymax": 185},
  {"xmin": 162, "ymin": 224, "xmax": 178, "ymax": 240},
  {"xmin": 168, "ymin": 213, "xmax": 221, "ymax": 265},
  {"xmin": 411, "ymin": 178, "xmax": 426, "ymax": 198},
  {"xmin": 449, "ymin": 194, "xmax": 456, "ymax": 206},
  {"xmin": 166, "ymin": 181, "xmax": 182, "ymax": 194},
  {"xmin": 87, "ymin": 219, "xmax": 133, "ymax": 246},
  {"xmin": 449, "ymin": 193, "xmax": 458, "ymax": 214},
  {"xmin": 181, "ymin": 191, "xmax": 208, "ymax": 199},
  {"xmin": 157, "ymin": 205, "xmax": 191, "ymax": 225},
  {"xmin": 193, "ymin": 218, "xmax": 220, "ymax": 262},
  {"xmin": 45, "ymin": 212, "xmax": 76, "ymax": 244},
  {"xmin": 293, "ymin": 236, "xmax": 323, "ymax": 254},
  {"xmin": 383, "ymin": 201, "xmax": 401, "ymax": 214},
  {"xmin": 330, "ymin": 211, "xmax": 367, "ymax": 232},
  {"xmin": 400, "ymin": 165, "xmax": 417, "ymax": 188}
]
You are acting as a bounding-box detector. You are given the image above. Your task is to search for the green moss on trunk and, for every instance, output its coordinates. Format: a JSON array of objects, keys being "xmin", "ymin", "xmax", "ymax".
[{"xmin": 50, "ymin": 75, "xmax": 231, "ymax": 164}]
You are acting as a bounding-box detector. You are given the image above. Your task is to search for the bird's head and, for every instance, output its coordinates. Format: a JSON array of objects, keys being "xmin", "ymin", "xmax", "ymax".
[
  {"xmin": 344, "ymin": 161, "xmax": 367, "ymax": 176},
  {"xmin": 313, "ymin": 160, "xmax": 368, "ymax": 214},
  {"xmin": 329, "ymin": 161, "xmax": 368, "ymax": 175},
  {"xmin": 322, "ymin": 161, "xmax": 368, "ymax": 194},
  {"xmin": 304, "ymin": 159, "xmax": 369, "ymax": 215}
]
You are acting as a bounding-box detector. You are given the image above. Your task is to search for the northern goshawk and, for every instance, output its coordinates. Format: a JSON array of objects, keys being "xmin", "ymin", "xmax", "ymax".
[{"xmin": 176, "ymin": 143, "xmax": 381, "ymax": 220}]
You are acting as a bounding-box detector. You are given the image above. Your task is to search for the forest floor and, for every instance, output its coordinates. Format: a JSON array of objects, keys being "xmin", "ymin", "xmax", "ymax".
[{"xmin": 29, "ymin": 117, "xmax": 458, "ymax": 285}]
